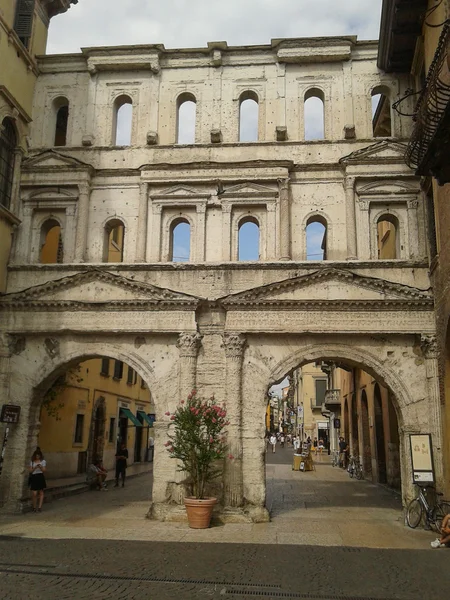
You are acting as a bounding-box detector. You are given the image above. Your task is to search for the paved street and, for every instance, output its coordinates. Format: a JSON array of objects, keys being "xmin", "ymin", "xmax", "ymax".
[{"xmin": 0, "ymin": 448, "xmax": 449, "ymax": 599}]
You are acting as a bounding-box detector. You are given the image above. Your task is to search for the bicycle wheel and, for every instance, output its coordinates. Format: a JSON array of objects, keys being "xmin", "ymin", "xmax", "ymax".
[
  {"xmin": 349, "ymin": 465, "xmax": 354, "ymax": 478},
  {"xmin": 406, "ymin": 498, "xmax": 423, "ymax": 529},
  {"xmin": 356, "ymin": 465, "xmax": 363, "ymax": 480},
  {"xmin": 433, "ymin": 504, "xmax": 446, "ymax": 533}
]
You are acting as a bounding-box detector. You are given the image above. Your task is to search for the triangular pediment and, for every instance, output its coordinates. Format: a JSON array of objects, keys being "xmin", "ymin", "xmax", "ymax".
[
  {"xmin": 219, "ymin": 268, "xmax": 432, "ymax": 307},
  {"xmin": 221, "ymin": 182, "xmax": 277, "ymax": 196},
  {"xmin": 2, "ymin": 270, "xmax": 201, "ymax": 308},
  {"xmin": 23, "ymin": 150, "xmax": 93, "ymax": 171},
  {"xmin": 340, "ymin": 141, "xmax": 408, "ymax": 165},
  {"xmin": 357, "ymin": 179, "xmax": 420, "ymax": 195},
  {"xmin": 156, "ymin": 185, "xmax": 205, "ymax": 196}
]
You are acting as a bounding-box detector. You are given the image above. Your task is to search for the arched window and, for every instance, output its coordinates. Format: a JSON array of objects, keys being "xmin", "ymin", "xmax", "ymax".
[
  {"xmin": 306, "ymin": 217, "xmax": 327, "ymax": 260},
  {"xmin": 170, "ymin": 219, "xmax": 190, "ymax": 262},
  {"xmin": 304, "ymin": 89, "xmax": 325, "ymax": 140},
  {"xmin": 103, "ymin": 219, "xmax": 125, "ymax": 262},
  {"xmin": 53, "ymin": 97, "xmax": 69, "ymax": 147},
  {"xmin": 377, "ymin": 215, "xmax": 399, "ymax": 259},
  {"xmin": 113, "ymin": 95, "xmax": 133, "ymax": 146},
  {"xmin": 40, "ymin": 219, "xmax": 63, "ymax": 264},
  {"xmin": 371, "ymin": 88, "xmax": 392, "ymax": 137},
  {"xmin": 176, "ymin": 94, "xmax": 196, "ymax": 144},
  {"xmin": 0, "ymin": 117, "xmax": 17, "ymax": 209},
  {"xmin": 238, "ymin": 217, "xmax": 260, "ymax": 260},
  {"xmin": 239, "ymin": 92, "xmax": 259, "ymax": 142}
]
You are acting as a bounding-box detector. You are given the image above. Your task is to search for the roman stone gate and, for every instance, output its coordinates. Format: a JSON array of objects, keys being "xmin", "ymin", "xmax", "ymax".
[{"xmin": 0, "ymin": 36, "xmax": 442, "ymax": 519}]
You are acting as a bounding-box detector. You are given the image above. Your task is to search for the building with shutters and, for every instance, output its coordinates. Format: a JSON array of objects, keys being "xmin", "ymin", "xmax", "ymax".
[{"xmin": 0, "ymin": 0, "xmax": 78, "ymax": 291}]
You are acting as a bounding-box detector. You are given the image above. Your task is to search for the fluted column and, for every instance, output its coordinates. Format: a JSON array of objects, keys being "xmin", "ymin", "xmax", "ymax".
[
  {"xmin": 176, "ymin": 332, "xmax": 202, "ymax": 402},
  {"xmin": 74, "ymin": 183, "xmax": 90, "ymax": 262},
  {"xmin": 222, "ymin": 203, "xmax": 232, "ymax": 261},
  {"xmin": 222, "ymin": 332, "xmax": 246, "ymax": 508},
  {"xmin": 420, "ymin": 334, "xmax": 443, "ymax": 488},
  {"xmin": 344, "ymin": 176, "xmax": 357, "ymax": 259},
  {"xmin": 135, "ymin": 182, "xmax": 148, "ymax": 262},
  {"xmin": 407, "ymin": 198, "xmax": 420, "ymax": 259},
  {"xmin": 278, "ymin": 178, "xmax": 291, "ymax": 260}
]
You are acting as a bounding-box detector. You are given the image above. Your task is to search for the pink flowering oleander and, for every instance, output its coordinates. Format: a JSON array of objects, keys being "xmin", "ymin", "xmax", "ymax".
[{"xmin": 166, "ymin": 392, "xmax": 228, "ymax": 499}]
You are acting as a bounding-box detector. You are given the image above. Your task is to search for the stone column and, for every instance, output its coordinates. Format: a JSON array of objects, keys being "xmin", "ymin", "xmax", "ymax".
[
  {"xmin": 221, "ymin": 203, "xmax": 232, "ymax": 261},
  {"xmin": 149, "ymin": 203, "xmax": 162, "ymax": 262},
  {"xmin": 278, "ymin": 178, "xmax": 291, "ymax": 260},
  {"xmin": 267, "ymin": 204, "xmax": 277, "ymax": 259},
  {"xmin": 420, "ymin": 334, "xmax": 444, "ymax": 489},
  {"xmin": 221, "ymin": 332, "xmax": 246, "ymax": 508},
  {"xmin": 74, "ymin": 183, "xmax": 90, "ymax": 262},
  {"xmin": 344, "ymin": 176, "xmax": 357, "ymax": 259},
  {"xmin": 407, "ymin": 198, "xmax": 420, "ymax": 259},
  {"xmin": 135, "ymin": 182, "xmax": 148, "ymax": 262},
  {"xmin": 195, "ymin": 204, "xmax": 206, "ymax": 262},
  {"xmin": 176, "ymin": 332, "xmax": 202, "ymax": 402}
]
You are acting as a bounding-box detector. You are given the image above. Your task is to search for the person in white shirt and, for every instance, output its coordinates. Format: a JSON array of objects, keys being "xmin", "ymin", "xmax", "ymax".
[
  {"xmin": 28, "ymin": 448, "xmax": 47, "ymax": 513},
  {"xmin": 269, "ymin": 434, "xmax": 277, "ymax": 453}
]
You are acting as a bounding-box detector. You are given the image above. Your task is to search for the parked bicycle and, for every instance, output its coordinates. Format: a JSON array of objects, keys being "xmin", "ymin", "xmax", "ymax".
[
  {"xmin": 406, "ymin": 485, "xmax": 450, "ymax": 532},
  {"xmin": 331, "ymin": 451, "xmax": 340, "ymax": 467},
  {"xmin": 347, "ymin": 455, "xmax": 363, "ymax": 480}
]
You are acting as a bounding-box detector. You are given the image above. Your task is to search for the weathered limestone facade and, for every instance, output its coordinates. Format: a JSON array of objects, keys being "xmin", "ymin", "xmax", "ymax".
[{"xmin": 0, "ymin": 36, "xmax": 442, "ymax": 519}]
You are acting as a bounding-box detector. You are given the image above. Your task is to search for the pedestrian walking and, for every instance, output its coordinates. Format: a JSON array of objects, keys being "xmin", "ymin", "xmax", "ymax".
[
  {"xmin": 114, "ymin": 442, "xmax": 128, "ymax": 487},
  {"xmin": 29, "ymin": 448, "xmax": 47, "ymax": 512},
  {"xmin": 280, "ymin": 433, "xmax": 285, "ymax": 448},
  {"xmin": 269, "ymin": 433, "xmax": 277, "ymax": 453}
]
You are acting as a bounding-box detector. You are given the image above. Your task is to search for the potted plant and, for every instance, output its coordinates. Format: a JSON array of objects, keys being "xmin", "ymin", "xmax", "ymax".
[{"xmin": 165, "ymin": 390, "xmax": 230, "ymax": 528}]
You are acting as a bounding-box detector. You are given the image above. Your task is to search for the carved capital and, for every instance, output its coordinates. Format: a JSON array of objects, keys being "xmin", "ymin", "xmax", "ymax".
[
  {"xmin": 78, "ymin": 183, "xmax": 90, "ymax": 198},
  {"xmin": 359, "ymin": 199, "xmax": 370, "ymax": 211},
  {"xmin": 407, "ymin": 198, "xmax": 419, "ymax": 210},
  {"xmin": 177, "ymin": 332, "xmax": 202, "ymax": 357},
  {"xmin": 277, "ymin": 178, "xmax": 290, "ymax": 193},
  {"xmin": 344, "ymin": 176, "xmax": 356, "ymax": 191},
  {"xmin": 420, "ymin": 334, "xmax": 438, "ymax": 358},
  {"xmin": 222, "ymin": 333, "xmax": 246, "ymax": 358}
]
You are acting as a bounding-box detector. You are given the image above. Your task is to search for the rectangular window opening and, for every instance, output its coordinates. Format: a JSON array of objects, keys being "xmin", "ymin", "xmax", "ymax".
[
  {"xmin": 74, "ymin": 413, "xmax": 84, "ymax": 444},
  {"xmin": 113, "ymin": 360, "xmax": 123, "ymax": 380},
  {"xmin": 108, "ymin": 417, "xmax": 116, "ymax": 443}
]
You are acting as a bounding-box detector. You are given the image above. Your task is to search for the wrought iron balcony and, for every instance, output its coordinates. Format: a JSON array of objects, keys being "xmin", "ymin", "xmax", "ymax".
[
  {"xmin": 324, "ymin": 389, "xmax": 341, "ymax": 406},
  {"xmin": 405, "ymin": 23, "xmax": 450, "ymax": 184}
]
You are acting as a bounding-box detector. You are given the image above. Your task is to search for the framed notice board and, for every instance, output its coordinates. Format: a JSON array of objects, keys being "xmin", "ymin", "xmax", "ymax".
[{"xmin": 409, "ymin": 434, "xmax": 435, "ymax": 485}]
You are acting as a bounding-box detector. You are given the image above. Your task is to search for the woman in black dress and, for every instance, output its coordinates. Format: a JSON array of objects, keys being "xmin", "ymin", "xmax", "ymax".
[{"xmin": 29, "ymin": 448, "xmax": 47, "ymax": 512}]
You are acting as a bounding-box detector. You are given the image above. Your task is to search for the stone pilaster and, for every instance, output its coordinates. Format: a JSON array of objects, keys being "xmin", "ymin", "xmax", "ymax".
[
  {"xmin": 344, "ymin": 176, "xmax": 357, "ymax": 259},
  {"xmin": 278, "ymin": 178, "xmax": 291, "ymax": 260},
  {"xmin": 420, "ymin": 334, "xmax": 443, "ymax": 489},
  {"xmin": 135, "ymin": 182, "xmax": 148, "ymax": 262},
  {"xmin": 74, "ymin": 183, "xmax": 90, "ymax": 262},
  {"xmin": 176, "ymin": 332, "xmax": 202, "ymax": 402},
  {"xmin": 221, "ymin": 332, "xmax": 246, "ymax": 507},
  {"xmin": 221, "ymin": 203, "xmax": 232, "ymax": 261},
  {"xmin": 407, "ymin": 198, "xmax": 420, "ymax": 259}
]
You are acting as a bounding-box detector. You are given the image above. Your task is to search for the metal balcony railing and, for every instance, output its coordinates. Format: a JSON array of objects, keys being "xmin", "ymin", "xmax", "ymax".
[{"xmin": 324, "ymin": 389, "xmax": 341, "ymax": 406}]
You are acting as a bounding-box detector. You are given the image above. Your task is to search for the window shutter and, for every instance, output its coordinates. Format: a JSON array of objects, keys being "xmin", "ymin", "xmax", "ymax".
[{"xmin": 14, "ymin": 0, "xmax": 35, "ymax": 48}]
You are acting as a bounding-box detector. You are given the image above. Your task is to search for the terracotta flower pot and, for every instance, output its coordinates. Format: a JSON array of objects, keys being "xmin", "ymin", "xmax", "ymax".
[{"xmin": 183, "ymin": 497, "xmax": 217, "ymax": 529}]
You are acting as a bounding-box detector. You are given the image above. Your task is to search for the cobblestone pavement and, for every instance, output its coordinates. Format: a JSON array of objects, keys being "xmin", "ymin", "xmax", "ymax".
[
  {"xmin": 0, "ymin": 537, "xmax": 449, "ymax": 600},
  {"xmin": 0, "ymin": 448, "xmax": 439, "ymax": 550}
]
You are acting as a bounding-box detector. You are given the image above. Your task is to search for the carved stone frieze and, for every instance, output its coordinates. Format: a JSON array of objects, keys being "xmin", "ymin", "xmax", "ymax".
[
  {"xmin": 221, "ymin": 333, "xmax": 247, "ymax": 358},
  {"xmin": 176, "ymin": 332, "xmax": 202, "ymax": 357},
  {"xmin": 44, "ymin": 337, "xmax": 60, "ymax": 358},
  {"xmin": 420, "ymin": 334, "xmax": 438, "ymax": 359}
]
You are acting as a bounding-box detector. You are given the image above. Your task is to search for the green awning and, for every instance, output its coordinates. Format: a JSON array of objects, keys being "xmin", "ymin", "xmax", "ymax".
[
  {"xmin": 120, "ymin": 408, "xmax": 142, "ymax": 427},
  {"xmin": 137, "ymin": 411, "xmax": 153, "ymax": 427}
]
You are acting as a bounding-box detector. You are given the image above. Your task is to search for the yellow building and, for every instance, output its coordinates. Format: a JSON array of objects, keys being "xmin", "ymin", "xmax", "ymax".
[
  {"xmin": 0, "ymin": 0, "xmax": 78, "ymax": 290},
  {"xmin": 38, "ymin": 358, "xmax": 155, "ymax": 479}
]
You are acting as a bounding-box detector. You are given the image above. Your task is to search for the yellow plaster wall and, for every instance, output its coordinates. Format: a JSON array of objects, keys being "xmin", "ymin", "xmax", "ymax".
[{"xmin": 298, "ymin": 363, "xmax": 328, "ymax": 439}]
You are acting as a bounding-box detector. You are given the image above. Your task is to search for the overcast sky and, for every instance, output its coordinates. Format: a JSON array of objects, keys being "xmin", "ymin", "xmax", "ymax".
[{"xmin": 47, "ymin": 0, "xmax": 383, "ymax": 54}]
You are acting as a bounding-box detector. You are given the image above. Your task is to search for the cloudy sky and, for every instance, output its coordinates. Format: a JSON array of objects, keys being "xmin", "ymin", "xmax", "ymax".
[{"xmin": 48, "ymin": 0, "xmax": 383, "ymax": 54}]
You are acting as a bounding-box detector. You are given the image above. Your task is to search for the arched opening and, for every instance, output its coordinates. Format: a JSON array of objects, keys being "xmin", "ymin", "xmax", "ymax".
[
  {"xmin": 306, "ymin": 216, "xmax": 327, "ymax": 260},
  {"xmin": 360, "ymin": 390, "xmax": 372, "ymax": 477},
  {"xmin": 176, "ymin": 94, "xmax": 196, "ymax": 144},
  {"xmin": 374, "ymin": 383, "xmax": 387, "ymax": 484},
  {"xmin": 113, "ymin": 95, "xmax": 133, "ymax": 146},
  {"xmin": 304, "ymin": 88, "xmax": 325, "ymax": 140},
  {"xmin": 377, "ymin": 214, "xmax": 399, "ymax": 259},
  {"xmin": 34, "ymin": 356, "xmax": 155, "ymax": 497},
  {"xmin": 103, "ymin": 219, "xmax": 125, "ymax": 263},
  {"xmin": 0, "ymin": 117, "xmax": 17, "ymax": 210},
  {"xmin": 53, "ymin": 98, "xmax": 69, "ymax": 147},
  {"xmin": 372, "ymin": 88, "xmax": 392, "ymax": 137},
  {"xmin": 238, "ymin": 217, "xmax": 260, "ymax": 260},
  {"xmin": 239, "ymin": 91, "xmax": 259, "ymax": 142},
  {"xmin": 170, "ymin": 218, "xmax": 190, "ymax": 262},
  {"xmin": 40, "ymin": 219, "xmax": 63, "ymax": 264}
]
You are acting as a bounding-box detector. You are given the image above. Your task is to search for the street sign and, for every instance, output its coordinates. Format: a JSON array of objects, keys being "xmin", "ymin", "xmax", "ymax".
[{"xmin": 0, "ymin": 404, "xmax": 21, "ymax": 424}]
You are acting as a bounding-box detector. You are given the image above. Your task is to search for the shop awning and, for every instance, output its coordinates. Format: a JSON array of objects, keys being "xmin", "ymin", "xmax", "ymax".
[
  {"xmin": 137, "ymin": 411, "xmax": 154, "ymax": 427},
  {"xmin": 120, "ymin": 408, "xmax": 142, "ymax": 427}
]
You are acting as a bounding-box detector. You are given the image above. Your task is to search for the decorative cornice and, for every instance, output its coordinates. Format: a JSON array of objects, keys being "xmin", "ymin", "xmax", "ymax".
[
  {"xmin": 176, "ymin": 332, "xmax": 202, "ymax": 357},
  {"xmin": 221, "ymin": 333, "xmax": 246, "ymax": 358}
]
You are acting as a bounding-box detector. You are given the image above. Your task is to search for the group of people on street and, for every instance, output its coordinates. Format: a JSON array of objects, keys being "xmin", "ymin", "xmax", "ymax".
[{"xmin": 28, "ymin": 442, "xmax": 129, "ymax": 511}]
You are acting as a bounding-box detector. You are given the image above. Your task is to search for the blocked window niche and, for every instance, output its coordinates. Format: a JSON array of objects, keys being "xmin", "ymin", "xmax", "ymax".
[
  {"xmin": 113, "ymin": 96, "xmax": 133, "ymax": 146},
  {"xmin": 103, "ymin": 219, "xmax": 125, "ymax": 262},
  {"xmin": 53, "ymin": 97, "xmax": 69, "ymax": 147},
  {"xmin": 40, "ymin": 219, "xmax": 63, "ymax": 264},
  {"xmin": 306, "ymin": 217, "xmax": 327, "ymax": 260},
  {"xmin": 304, "ymin": 89, "xmax": 325, "ymax": 141},
  {"xmin": 239, "ymin": 92, "xmax": 259, "ymax": 142},
  {"xmin": 0, "ymin": 117, "xmax": 17, "ymax": 210},
  {"xmin": 377, "ymin": 215, "xmax": 399, "ymax": 259},
  {"xmin": 238, "ymin": 217, "xmax": 260, "ymax": 260},
  {"xmin": 176, "ymin": 94, "xmax": 196, "ymax": 144},
  {"xmin": 170, "ymin": 219, "xmax": 191, "ymax": 262},
  {"xmin": 372, "ymin": 88, "xmax": 392, "ymax": 137}
]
